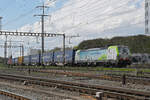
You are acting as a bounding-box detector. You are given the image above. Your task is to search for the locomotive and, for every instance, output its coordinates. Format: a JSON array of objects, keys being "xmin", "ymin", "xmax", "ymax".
[{"xmin": 9, "ymin": 45, "xmax": 131, "ymax": 67}]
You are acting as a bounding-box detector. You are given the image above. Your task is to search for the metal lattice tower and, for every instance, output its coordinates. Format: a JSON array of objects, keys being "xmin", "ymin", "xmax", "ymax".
[
  {"xmin": 145, "ymin": 0, "xmax": 150, "ymax": 34},
  {"xmin": 0, "ymin": 17, "xmax": 2, "ymax": 31}
]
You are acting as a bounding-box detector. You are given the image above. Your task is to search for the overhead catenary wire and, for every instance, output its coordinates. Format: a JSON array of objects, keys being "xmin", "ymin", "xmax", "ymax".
[
  {"xmin": 3, "ymin": 8, "xmax": 36, "ymax": 27},
  {"xmin": 35, "ymin": 0, "xmax": 129, "ymax": 32},
  {"xmin": 64, "ymin": 1, "xmax": 141, "ymax": 33},
  {"xmin": 27, "ymin": 0, "xmax": 104, "ymax": 31},
  {"xmin": 51, "ymin": 0, "xmax": 128, "ymax": 24},
  {"xmin": 51, "ymin": 0, "xmax": 110, "ymax": 22},
  {"xmin": 80, "ymin": 21, "xmax": 144, "ymax": 36},
  {"xmin": 24, "ymin": 0, "xmax": 128, "ymax": 32},
  {"xmin": 2, "ymin": 0, "xmax": 44, "ymax": 27}
]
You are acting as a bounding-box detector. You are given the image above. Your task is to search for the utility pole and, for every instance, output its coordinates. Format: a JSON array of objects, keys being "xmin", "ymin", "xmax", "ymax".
[
  {"xmin": 0, "ymin": 17, "xmax": 2, "ymax": 31},
  {"xmin": 22, "ymin": 44, "xmax": 24, "ymax": 57},
  {"xmin": 34, "ymin": 3, "xmax": 49, "ymax": 66},
  {"xmin": 0, "ymin": 17, "xmax": 6, "ymax": 64},
  {"xmin": 145, "ymin": 0, "xmax": 150, "ymax": 34},
  {"xmin": 20, "ymin": 44, "xmax": 22, "ymax": 56},
  {"xmin": 4, "ymin": 35, "xmax": 7, "ymax": 64},
  {"xmin": 19, "ymin": 44, "xmax": 24, "ymax": 57},
  {"xmin": 63, "ymin": 34, "xmax": 65, "ymax": 65}
]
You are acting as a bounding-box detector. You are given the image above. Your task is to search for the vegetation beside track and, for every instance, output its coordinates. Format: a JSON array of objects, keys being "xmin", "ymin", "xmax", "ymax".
[{"xmin": 0, "ymin": 63, "xmax": 9, "ymax": 68}]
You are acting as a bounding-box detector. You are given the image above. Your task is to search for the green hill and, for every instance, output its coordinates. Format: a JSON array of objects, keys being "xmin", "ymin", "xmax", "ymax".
[{"xmin": 78, "ymin": 35, "xmax": 150, "ymax": 53}]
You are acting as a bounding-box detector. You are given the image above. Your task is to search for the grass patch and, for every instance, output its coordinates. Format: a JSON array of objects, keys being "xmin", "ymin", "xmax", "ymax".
[
  {"xmin": 5, "ymin": 65, "xmax": 150, "ymax": 73},
  {"xmin": 10, "ymin": 65, "xmax": 136, "ymax": 71},
  {"xmin": 0, "ymin": 63, "xmax": 9, "ymax": 69}
]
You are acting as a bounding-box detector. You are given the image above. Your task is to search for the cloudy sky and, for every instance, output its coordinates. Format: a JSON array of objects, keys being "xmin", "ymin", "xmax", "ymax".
[{"xmin": 0, "ymin": 0, "xmax": 145, "ymax": 57}]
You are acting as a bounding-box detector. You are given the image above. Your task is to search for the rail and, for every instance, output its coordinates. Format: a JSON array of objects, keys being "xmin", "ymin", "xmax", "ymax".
[
  {"xmin": 0, "ymin": 89, "xmax": 31, "ymax": 100},
  {"xmin": 0, "ymin": 73, "xmax": 149, "ymax": 100}
]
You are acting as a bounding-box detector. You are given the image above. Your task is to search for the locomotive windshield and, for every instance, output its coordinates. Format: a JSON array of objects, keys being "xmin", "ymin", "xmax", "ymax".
[{"xmin": 118, "ymin": 46, "xmax": 130, "ymax": 55}]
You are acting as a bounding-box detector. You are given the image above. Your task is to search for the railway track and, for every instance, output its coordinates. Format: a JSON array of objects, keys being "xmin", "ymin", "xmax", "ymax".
[
  {"xmin": 0, "ymin": 89, "xmax": 31, "ymax": 100},
  {"xmin": 4, "ymin": 67, "xmax": 150, "ymax": 85},
  {"xmin": 0, "ymin": 73, "xmax": 149, "ymax": 100},
  {"xmin": 27, "ymin": 68, "xmax": 150, "ymax": 86}
]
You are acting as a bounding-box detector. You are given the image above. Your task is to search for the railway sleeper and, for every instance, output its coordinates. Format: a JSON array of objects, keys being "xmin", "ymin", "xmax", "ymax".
[
  {"xmin": 103, "ymin": 92, "xmax": 147, "ymax": 100},
  {"xmin": 0, "ymin": 74, "xmax": 150, "ymax": 99}
]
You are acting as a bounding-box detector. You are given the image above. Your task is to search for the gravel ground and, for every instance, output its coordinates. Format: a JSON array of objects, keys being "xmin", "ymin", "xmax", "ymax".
[
  {"xmin": 0, "ymin": 80, "xmax": 91, "ymax": 100},
  {"xmin": 0, "ymin": 69, "xmax": 150, "ymax": 93},
  {"xmin": 0, "ymin": 94, "xmax": 17, "ymax": 100}
]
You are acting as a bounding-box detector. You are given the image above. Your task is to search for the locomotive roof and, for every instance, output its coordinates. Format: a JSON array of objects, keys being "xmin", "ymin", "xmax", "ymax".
[{"xmin": 81, "ymin": 45, "xmax": 128, "ymax": 51}]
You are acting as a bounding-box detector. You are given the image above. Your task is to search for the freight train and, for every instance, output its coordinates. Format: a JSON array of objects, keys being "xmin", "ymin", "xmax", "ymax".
[{"xmin": 9, "ymin": 45, "xmax": 131, "ymax": 67}]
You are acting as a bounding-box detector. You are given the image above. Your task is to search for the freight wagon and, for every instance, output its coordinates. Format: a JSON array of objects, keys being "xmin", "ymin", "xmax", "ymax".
[
  {"xmin": 14, "ymin": 58, "xmax": 18, "ymax": 65},
  {"xmin": 11, "ymin": 58, "xmax": 15, "ymax": 65},
  {"xmin": 18, "ymin": 57, "xmax": 23, "ymax": 65},
  {"xmin": 54, "ymin": 50, "xmax": 75, "ymax": 66},
  {"xmin": 42, "ymin": 52, "xmax": 54, "ymax": 65},
  {"xmin": 23, "ymin": 55, "xmax": 31, "ymax": 65},
  {"xmin": 30, "ymin": 54, "xmax": 41, "ymax": 65}
]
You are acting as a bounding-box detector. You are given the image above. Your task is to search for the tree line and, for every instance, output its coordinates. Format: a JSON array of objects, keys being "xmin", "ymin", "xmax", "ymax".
[{"xmin": 77, "ymin": 35, "xmax": 150, "ymax": 53}]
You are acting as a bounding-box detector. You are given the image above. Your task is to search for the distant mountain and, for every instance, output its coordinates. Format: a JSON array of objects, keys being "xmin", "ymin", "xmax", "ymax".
[{"xmin": 78, "ymin": 35, "xmax": 150, "ymax": 53}]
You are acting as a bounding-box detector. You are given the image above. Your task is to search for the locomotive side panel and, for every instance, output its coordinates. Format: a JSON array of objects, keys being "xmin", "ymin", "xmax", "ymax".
[{"xmin": 75, "ymin": 48, "xmax": 108, "ymax": 66}]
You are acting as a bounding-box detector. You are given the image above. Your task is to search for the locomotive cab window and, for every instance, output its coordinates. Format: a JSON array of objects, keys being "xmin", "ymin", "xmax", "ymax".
[{"xmin": 118, "ymin": 47, "xmax": 130, "ymax": 55}]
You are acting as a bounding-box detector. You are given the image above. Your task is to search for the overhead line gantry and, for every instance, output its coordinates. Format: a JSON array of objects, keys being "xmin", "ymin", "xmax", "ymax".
[{"xmin": 0, "ymin": 31, "xmax": 66, "ymax": 66}]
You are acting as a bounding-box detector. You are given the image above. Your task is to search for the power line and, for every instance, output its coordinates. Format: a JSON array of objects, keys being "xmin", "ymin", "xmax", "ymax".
[
  {"xmin": 80, "ymin": 21, "xmax": 144, "ymax": 36},
  {"xmin": 35, "ymin": 0, "xmax": 139, "ymax": 36},
  {"xmin": 103, "ymin": 21, "xmax": 144, "ymax": 32},
  {"xmin": 51, "ymin": 0, "xmax": 127, "ymax": 23},
  {"xmin": 32, "ymin": 0, "xmax": 99, "ymax": 30},
  {"xmin": 46, "ymin": 0, "xmax": 127, "ymax": 30},
  {"xmin": 51, "ymin": 0, "xmax": 107, "ymax": 23},
  {"xmin": 3, "ymin": 8, "xmax": 36, "ymax": 27},
  {"xmin": 37, "ymin": 1, "xmax": 130, "ymax": 36},
  {"xmin": 45, "ymin": 0, "xmax": 128, "ymax": 32},
  {"xmin": 2, "ymin": 0, "xmax": 50, "ymax": 27},
  {"xmin": 29, "ymin": 0, "xmax": 122, "ymax": 32},
  {"xmin": 64, "ymin": 1, "xmax": 135, "ymax": 33}
]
